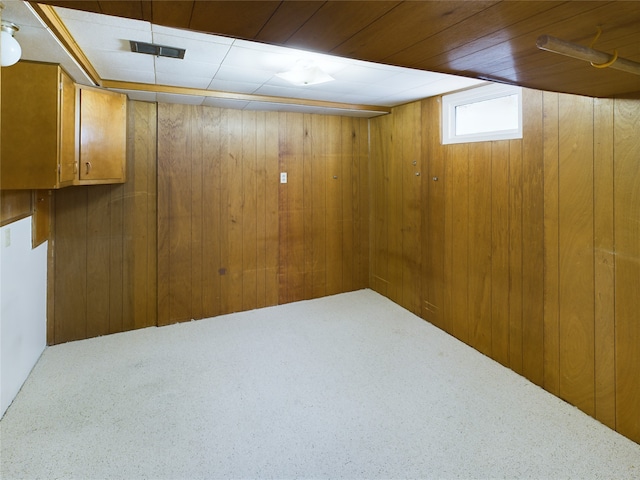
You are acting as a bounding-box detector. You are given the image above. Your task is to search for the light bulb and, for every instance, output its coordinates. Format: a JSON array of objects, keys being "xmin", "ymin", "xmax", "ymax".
[{"xmin": 1, "ymin": 22, "xmax": 22, "ymax": 67}]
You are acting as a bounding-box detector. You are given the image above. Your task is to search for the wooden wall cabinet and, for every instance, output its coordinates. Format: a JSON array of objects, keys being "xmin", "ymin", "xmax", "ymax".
[
  {"xmin": 76, "ymin": 86, "xmax": 127, "ymax": 185},
  {"xmin": 1, "ymin": 61, "xmax": 76, "ymax": 189},
  {"xmin": 1, "ymin": 61, "xmax": 127, "ymax": 189}
]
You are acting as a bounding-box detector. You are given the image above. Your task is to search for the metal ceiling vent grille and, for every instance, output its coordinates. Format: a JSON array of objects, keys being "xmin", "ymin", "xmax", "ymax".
[{"xmin": 130, "ymin": 40, "xmax": 185, "ymax": 59}]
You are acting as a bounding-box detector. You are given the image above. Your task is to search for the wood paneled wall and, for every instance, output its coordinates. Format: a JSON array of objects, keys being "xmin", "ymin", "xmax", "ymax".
[
  {"xmin": 47, "ymin": 93, "xmax": 637, "ymax": 443},
  {"xmin": 157, "ymin": 104, "xmax": 369, "ymax": 325},
  {"xmin": 51, "ymin": 102, "xmax": 368, "ymax": 341},
  {"xmin": 50, "ymin": 101, "xmax": 157, "ymax": 344},
  {"xmin": 369, "ymin": 90, "xmax": 640, "ymax": 444}
]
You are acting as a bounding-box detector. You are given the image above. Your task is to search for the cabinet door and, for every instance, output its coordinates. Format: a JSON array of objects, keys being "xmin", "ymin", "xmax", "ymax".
[
  {"xmin": 78, "ymin": 88, "xmax": 126, "ymax": 183},
  {"xmin": 58, "ymin": 70, "xmax": 76, "ymax": 186}
]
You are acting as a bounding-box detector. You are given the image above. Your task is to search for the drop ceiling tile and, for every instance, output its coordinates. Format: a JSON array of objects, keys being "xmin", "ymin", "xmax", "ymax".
[
  {"xmin": 102, "ymin": 68, "xmax": 156, "ymax": 84},
  {"xmin": 253, "ymin": 84, "xmax": 335, "ymax": 101},
  {"xmin": 155, "ymin": 56, "xmax": 219, "ymax": 77},
  {"xmin": 156, "ymin": 72, "xmax": 212, "ymax": 89},
  {"xmin": 4, "ymin": 1, "xmax": 46, "ymax": 28},
  {"xmin": 16, "ymin": 2, "xmax": 489, "ymax": 114},
  {"xmin": 293, "ymin": 80, "xmax": 360, "ymax": 95},
  {"xmin": 423, "ymin": 76, "xmax": 486, "ymax": 93},
  {"xmin": 344, "ymin": 82, "xmax": 404, "ymax": 98},
  {"xmin": 152, "ymin": 25, "xmax": 234, "ymax": 45},
  {"xmin": 333, "ymin": 64, "xmax": 400, "ymax": 84},
  {"xmin": 331, "ymin": 93, "xmax": 389, "ymax": 106},
  {"xmin": 62, "ymin": 20, "xmax": 152, "ymax": 51},
  {"xmin": 152, "ymin": 32, "xmax": 231, "ymax": 64},
  {"xmin": 54, "ymin": 6, "xmax": 150, "ymax": 31},
  {"xmin": 14, "ymin": 24, "xmax": 66, "ymax": 61},
  {"xmin": 214, "ymin": 65, "xmax": 274, "ymax": 84},
  {"xmin": 207, "ymin": 79, "xmax": 262, "ymax": 95},
  {"xmin": 157, "ymin": 93, "xmax": 205, "ymax": 105},
  {"xmin": 85, "ymin": 49, "xmax": 154, "ymax": 76},
  {"xmin": 232, "ymin": 38, "xmax": 297, "ymax": 54},
  {"xmin": 223, "ymin": 45, "xmax": 300, "ymax": 72},
  {"xmin": 233, "ymin": 38, "xmax": 353, "ymax": 71},
  {"xmin": 14, "ymin": 25, "xmax": 93, "ymax": 85},
  {"xmin": 202, "ymin": 98, "xmax": 251, "ymax": 110},
  {"xmin": 111, "ymin": 89, "xmax": 158, "ymax": 103}
]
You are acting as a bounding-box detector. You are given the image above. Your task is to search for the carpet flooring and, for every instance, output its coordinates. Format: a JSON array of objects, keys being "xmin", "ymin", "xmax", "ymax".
[{"xmin": 1, "ymin": 289, "xmax": 639, "ymax": 479}]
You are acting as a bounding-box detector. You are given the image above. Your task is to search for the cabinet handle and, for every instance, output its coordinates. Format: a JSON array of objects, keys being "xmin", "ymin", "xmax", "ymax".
[{"xmin": 85, "ymin": 161, "xmax": 91, "ymax": 175}]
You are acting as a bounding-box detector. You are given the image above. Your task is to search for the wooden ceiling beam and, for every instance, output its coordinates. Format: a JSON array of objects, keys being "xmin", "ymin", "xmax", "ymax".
[
  {"xmin": 28, "ymin": 2, "xmax": 102, "ymax": 86},
  {"xmin": 102, "ymin": 80, "xmax": 392, "ymax": 115}
]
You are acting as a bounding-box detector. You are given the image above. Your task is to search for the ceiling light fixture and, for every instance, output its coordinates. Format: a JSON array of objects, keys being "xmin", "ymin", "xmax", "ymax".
[
  {"xmin": 1, "ymin": 20, "xmax": 22, "ymax": 67},
  {"xmin": 276, "ymin": 62, "xmax": 334, "ymax": 86}
]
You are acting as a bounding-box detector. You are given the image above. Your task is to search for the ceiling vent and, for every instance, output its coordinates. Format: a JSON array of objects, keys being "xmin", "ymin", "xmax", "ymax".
[{"xmin": 130, "ymin": 40, "xmax": 185, "ymax": 59}]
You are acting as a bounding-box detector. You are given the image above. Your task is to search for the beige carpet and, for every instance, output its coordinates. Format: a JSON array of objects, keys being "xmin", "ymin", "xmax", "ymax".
[{"xmin": 1, "ymin": 289, "xmax": 639, "ymax": 479}]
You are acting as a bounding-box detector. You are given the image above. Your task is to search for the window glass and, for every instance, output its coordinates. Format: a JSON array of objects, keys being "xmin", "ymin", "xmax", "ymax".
[{"xmin": 442, "ymin": 84, "xmax": 522, "ymax": 144}]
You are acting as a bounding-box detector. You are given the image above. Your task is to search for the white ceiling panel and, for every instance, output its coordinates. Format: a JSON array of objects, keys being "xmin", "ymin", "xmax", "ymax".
[
  {"xmin": 111, "ymin": 89, "xmax": 158, "ymax": 103},
  {"xmin": 156, "ymin": 72, "xmax": 212, "ymax": 90},
  {"xmin": 86, "ymin": 49, "xmax": 154, "ymax": 76},
  {"xmin": 5, "ymin": 2, "xmax": 486, "ymax": 117},
  {"xmin": 333, "ymin": 64, "xmax": 400, "ymax": 84},
  {"xmin": 207, "ymin": 79, "xmax": 262, "ymax": 95},
  {"xmin": 12, "ymin": 24, "xmax": 67, "ymax": 61},
  {"xmin": 252, "ymin": 84, "xmax": 336, "ymax": 101},
  {"xmin": 103, "ymin": 68, "xmax": 156, "ymax": 84},
  {"xmin": 202, "ymin": 98, "xmax": 251, "ymax": 110},
  {"xmin": 2, "ymin": 1, "xmax": 45, "ymax": 27},
  {"xmin": 221, "ymin": 45, "xmax": 299, "ymax": 72},
  {"xmin": 47, "ymin": 6, "xmax": 150, "ymax": 30},
  {"xmin": 62, "ymin": 20, "xmax": 152, "ymax": 51},
  {"xmin": 332, "ymin": 94, "xmax": 389, "ymax": 106},
  {"xmin": 151, "ymin": 25, "xmax": 234, "ymax": 45},
  {"xmin": 2, "ymin": 1, "xmax": 95, "ymax": 85},
  {"xmin": 154, "ymin": 56, "xmax": 220, "ymax": 78},
  {"xmin": 157, "ymin": 93, "xmax": 205, "ymax": 105},
  {"xmin": 151, "ymin": 32, "xmax": 231, "ymax": 64},
  {"xmin": 213, "ymin": 65, "xmax": 274, "ymax": 84}
]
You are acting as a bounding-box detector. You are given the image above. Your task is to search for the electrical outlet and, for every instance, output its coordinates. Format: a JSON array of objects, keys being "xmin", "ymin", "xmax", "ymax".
[{"xmin": 280, "ymin": 172, "xmax": 288, "ymax": 184}]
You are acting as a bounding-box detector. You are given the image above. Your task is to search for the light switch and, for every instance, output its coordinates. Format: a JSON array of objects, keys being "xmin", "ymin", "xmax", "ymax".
[{"xmin": 280, "ymin": 172, "xmax": 287, "ymax": 184}]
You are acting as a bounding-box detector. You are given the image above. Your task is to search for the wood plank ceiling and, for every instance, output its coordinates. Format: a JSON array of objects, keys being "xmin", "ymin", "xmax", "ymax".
[{"xmin": 37, "ymin": 1, "xmax": 640, "ymax": 98}]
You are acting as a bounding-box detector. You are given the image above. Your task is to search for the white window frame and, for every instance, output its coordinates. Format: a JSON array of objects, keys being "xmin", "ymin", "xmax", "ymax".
[{"xmin": 441, "ymin": 83, "xmax": 523, "ymax": 145}]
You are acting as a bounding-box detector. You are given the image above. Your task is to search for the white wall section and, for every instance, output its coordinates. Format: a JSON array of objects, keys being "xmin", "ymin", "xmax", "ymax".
[{"xmin": 0, "ymin": 216, "xmax": 47, "ymax": 418}]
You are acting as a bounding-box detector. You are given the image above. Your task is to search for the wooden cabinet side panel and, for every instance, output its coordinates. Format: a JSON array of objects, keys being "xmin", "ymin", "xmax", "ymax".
[
  {"xmin": 58, "ymin": 70, "xmax": 77, "ymax": 186},
  {"xmin": 0, "ymin": 190, "xmax": 32, "ymax": 226},
  {"xmin": 1, "ymin": 62, "xmax": 60, "ymax": 189}
]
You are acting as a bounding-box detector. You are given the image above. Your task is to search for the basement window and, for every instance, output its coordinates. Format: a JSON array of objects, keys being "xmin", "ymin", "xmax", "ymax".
[{"xmin": 441, "ymin": 83, "xmax": 522, "ymax": 145}]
